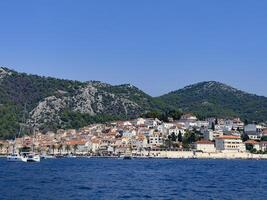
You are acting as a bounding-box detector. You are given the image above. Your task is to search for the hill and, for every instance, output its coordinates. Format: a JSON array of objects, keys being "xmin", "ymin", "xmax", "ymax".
[
  {"xmin": 0, "ymin": 67, "xmax": 166, "ymax": 139},
  {"xmin": 158, "ymin": 81, "xmax": 267, "ymax": 122},
  {"xmin": 1, "ymin": 67, "xmax": 267, "ymax": 139}
]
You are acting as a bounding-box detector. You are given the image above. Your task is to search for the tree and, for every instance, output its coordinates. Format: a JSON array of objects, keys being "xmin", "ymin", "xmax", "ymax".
[
  {"xmin": 168, "ymin": 110, "xmax": 182, "ymax": 120},
  {"xmin": 170, "ymin": 132, "xmax": 177, "ymax": 142},
  {"xmin": 211, "ymin": 122, "xmax": 215, "ymax": 131},
  {"xmin": 242, "ymin": 133, "xmax": 250, "ymax": 142},
  {"xmin": 73, "ymin": 144, "xmax": 78, "ymax": 155},
  {"xmin": 0, "ymin": 143, "xmax": 3, "ymax": 153},
  {"xmin": 166, "ymin": 136, "xmax": 172, "ymax": 150},
  {"xmin": 58, "ymin": 144, "xmax": 63, "ymax": 155},
  {"xmin": 178, "ymin": 131, "xmax": 183, "ymax": 143},
  {"xmin": 66, "ymin": 145, "xmax": 71, "ymax": 154},
  {"xmin": 51, "ymin": 144, "xmax": 56, "ymax": 155}
]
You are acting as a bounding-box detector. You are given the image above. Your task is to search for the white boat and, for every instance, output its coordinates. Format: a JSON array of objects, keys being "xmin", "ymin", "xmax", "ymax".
[
  {"xmin": 41, "ymin": 154, "xmax": 56, "ymax": 159},
  {"xmin": 66, "ymin": 154, "xmax": 77, "ymax": 158},
  {"xmin": 7, "ymin": 154, "xmax": 23, "ymax": 162},
  {"xmin": 118, "ymin": 155, "xmax": 133, "ymax": 160},
  {"xmin": 21, "ymin": 152, "xmax": 41, "ymax": 162}
]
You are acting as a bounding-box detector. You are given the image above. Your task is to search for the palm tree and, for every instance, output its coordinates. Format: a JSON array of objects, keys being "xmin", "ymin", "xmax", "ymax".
[
  {"xmin": 73, "ymin": 144, "xmax": 78, "ymax": 155},
  {"xmin": 6, "ymin": 144, "xmax": 10, "ymax": 155},
  {"xmin": 51, "ymin": 144, "xmax": 56, "ymax": 155},
  {"xmin": 66, "ymin": 145, "xmax": 71, "ymax": 155},
  {"xmin": 58, "ymin": 144, "xmax": 63, "ymax": 155},
  {"xmin": 0, "ymin": 143, "xmax": 3, "ymax": 154}
]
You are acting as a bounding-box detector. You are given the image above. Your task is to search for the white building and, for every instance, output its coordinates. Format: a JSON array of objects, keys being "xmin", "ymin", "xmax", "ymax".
[
  {"xmin": 149, "ymin": 135, "xmax": 163, "ymax": 147},
  {"xmin": 194, "ymin": 140, "xmax": 216, "ymax": 153},
  {"xmin": 259, "ymin": 141, "xmax": 267, "ymax": 152},
  {"xmin": 215, "ymin": 136, "xmax": 245, "ymax": 152},
  {"xmin": 203, "ymin": 130, "xmax": 223, "ymax": 141},
  {"xmin": 168, "ymin": 126, "xmax": 186, "ymax": 137},
  {"xmin": 244, "ymin": 124, "xmax": 263, "ymax": 140}
]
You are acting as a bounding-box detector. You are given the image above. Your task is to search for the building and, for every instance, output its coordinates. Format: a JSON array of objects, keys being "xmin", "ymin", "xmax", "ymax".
[
  {"xmin": 148, "ymin": 132, "xmax": 163, "ymax": 147},
  {"xmin": 244, "ymin": 140, "xmax": 260, "ymax": 151},
  {"xmin": 194, "ymin": 140, "xmax": 216, "ymax": 153},
  {"xmin": 215, "ymin": 136, "xmax": 245, "ymax": 152},
  {"xmin": 259, "ymin": 141, "xmax": 267, "ymax": 152},
  {"xmin": 203, "ymin": 130, "xmax": 223, "ymax": 141},
  {"xmin": 180, "ymin": 113, "xmax": 197, "ymax": 123},
  {"xmin": 244, "ymin": 124, "xmax": 263, "ymax": 140}
]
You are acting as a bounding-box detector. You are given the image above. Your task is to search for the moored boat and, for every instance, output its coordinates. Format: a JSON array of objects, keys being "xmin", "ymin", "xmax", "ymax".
[
  {"xmin": 21, "ymin": 152, "xmax": 41, "ymax": 163},
  {"xmin": 7, "ymin": 154, "xmax": 23, "ymax": 162}
]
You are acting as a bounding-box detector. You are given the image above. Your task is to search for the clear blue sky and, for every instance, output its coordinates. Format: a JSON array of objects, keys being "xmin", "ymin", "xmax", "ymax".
[{"xmin": 0, "ymin": 0, "xmax": 267, "ymax": 97}]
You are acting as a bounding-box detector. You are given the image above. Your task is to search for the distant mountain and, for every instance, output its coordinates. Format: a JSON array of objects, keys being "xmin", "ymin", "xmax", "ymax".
[
  {"xmin": 1, "ymin": 67, "xmax": 267, "ymax": 139},
  {"xmin": 158, "ymin": 81, "xmax": 267, "ymax": 121},
  {"xmin": 0, "ymin": 67, "xmax": 166, "ymax": 139}
]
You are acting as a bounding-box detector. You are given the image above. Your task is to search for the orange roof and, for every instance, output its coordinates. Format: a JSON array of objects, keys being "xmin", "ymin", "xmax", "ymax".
[
  {"xmin": 244, "ymin": 140, "xmax": 259, "ymax": 145},
  {"xmin": 66, "ymin": 140, "xmax": 86, "ymax": 145},
  {"xmin": 217, "ymin": 135, "xmax": 241, "ymax": 140},
  {"xmin": 195, "ymin": 140, "xmax": 214, "ymax": 145}
]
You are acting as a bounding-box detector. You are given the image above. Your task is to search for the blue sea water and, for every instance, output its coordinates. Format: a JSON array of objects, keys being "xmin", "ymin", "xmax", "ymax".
[{"xmin": 0, "ymin": 158, "xmax": 267, "ymax": 200}]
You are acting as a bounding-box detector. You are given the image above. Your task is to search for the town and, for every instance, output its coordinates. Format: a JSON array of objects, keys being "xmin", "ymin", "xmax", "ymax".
[{"xmin": 1, "ymin": 113, "xmax": 267, "ymax": 160}]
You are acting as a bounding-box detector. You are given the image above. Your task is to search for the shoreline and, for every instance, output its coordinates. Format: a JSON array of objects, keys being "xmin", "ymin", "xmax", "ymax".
[{"xmin": 2, "ymin": 151, "xmax": 267, "ymax": 160}]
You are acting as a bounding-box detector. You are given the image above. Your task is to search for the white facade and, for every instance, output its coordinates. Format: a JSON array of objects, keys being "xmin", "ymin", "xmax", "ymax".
[
  {"xmin": 194, "ymin": 141, "xmax": 216, "ymax": 153},
  {"xmin": 215, "ymin": 136, "xmax": 245, "ymax": 152},
  {"xmin": 203, "ymin": 130, "xmax": 223, "ymax": 141},
  {"xmin": 149, "ymin": 136, "xmax": 163, "ymax": 146},
  {"xmin": 244, "ymin": 124, "xmax": 263, "ymax": 140}
]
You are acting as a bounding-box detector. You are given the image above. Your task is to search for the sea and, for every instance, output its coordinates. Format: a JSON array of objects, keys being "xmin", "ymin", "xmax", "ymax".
[{"xmin": 0, "ymin": 158, "xmax": 267, "ymax": 200}]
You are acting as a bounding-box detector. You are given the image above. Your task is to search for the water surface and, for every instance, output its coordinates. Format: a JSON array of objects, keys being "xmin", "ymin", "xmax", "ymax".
[{"xmin": 0, "ymin": 158, "xmax": 267, "ymax": 200}]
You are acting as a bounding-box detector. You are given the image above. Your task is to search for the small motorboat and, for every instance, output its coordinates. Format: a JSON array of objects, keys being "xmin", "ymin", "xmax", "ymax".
[
  {"xmin": 66, "ymin": 154, "xmax": 77, "ymax": 158},
  {"xmin": 7, "ymin": 154, "xmax": 23, "ymax": 162},
  {"xmin": 118, "ymin": 155, "xmax": 133, "ymax": 160},
  {"xmin": 41, "ymin": 154, "xmax": 56, "ymax": 159}
]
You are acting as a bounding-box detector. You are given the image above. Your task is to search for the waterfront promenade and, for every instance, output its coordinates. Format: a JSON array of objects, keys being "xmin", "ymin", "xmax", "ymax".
[{"xmin": 147, "ymin": 151, "xmax": 267, "ymax": 160}]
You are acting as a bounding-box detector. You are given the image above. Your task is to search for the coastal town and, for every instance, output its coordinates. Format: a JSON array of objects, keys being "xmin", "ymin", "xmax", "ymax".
[{"xmin": 1, "ymin": 113, "xmax": 267, "ymax": 160}]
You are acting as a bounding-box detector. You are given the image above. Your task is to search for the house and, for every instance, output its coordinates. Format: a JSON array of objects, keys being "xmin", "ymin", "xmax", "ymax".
[
  {"xmin": 203, "ymin": 130, "xmax": 223, "ymax": 141},
  {"xmin": 89, "ymin": 138, "xmax": 101, "ymax": 153},
  {"xmin": 244, "ymin": 140, "xmax": 260, "ymax": 151},
  {"xmin": 194, "ymin": 140, "xmax": 216, "ymax": 153},
  {"xmin": 180, "ymin": 113, "xmax": 197, "ymax": 122},
  {"xmin": 259, "ymin": 141, "xmax": 267, "ymax": 152},
  {"xmin": 168, "ymin": 125, "xmax": 186, "ymax": 137},
  {"xmin": 148, "ymin": 132, "xmax": 163, "ymax": 147},
  {"xmin": 215, "ymin": 136, "xmax": 245, "ymax": 152},
  {"xmin": 244, "ymin": 124, "xmax": 263, "ymax": 140},
  {"xmin": 66, "ymin": 140, "xmax": 87, "ymax": 154}
]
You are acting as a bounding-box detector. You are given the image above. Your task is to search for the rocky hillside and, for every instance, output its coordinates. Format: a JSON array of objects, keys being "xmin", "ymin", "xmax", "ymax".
[
  {"xmin": 0, "ymin": 67, "xmax": 165, "ymax": 139},
  {"xmin": 1, "ymin": 67, "xmax": 267, "ymax": 139},
  {"xmin": 158, "ymin": 81, "xmax": 267, "ymax": 121}
]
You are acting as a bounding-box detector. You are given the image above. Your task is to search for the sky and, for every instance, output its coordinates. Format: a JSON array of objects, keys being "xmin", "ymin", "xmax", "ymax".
[{"xmin": 0, "ymin": 0, "xmax": 267, "ymax": 97}]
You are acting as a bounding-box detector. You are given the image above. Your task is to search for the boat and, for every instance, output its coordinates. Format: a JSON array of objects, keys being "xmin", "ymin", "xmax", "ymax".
[
  {"xmin": 119, "ymin": 155, "xmax": 133, "ymax": 160},
  {"xmin": 7, "ymin": 153, "xmax": 23, "ymax": 162},
  {"xmin": 40, "ymin": 154, "xmax": 56, "ymax": 159},
  {"xmin": 66, "ymin": 154, "xmax": 77, "ymax": 158},
  {"xmin": 20, "ymin": 152, "xmax": 41, "ymax": 162}
]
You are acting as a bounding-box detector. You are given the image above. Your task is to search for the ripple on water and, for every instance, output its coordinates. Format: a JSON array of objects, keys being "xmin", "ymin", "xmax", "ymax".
[{"xmin": 1, "ymin": 158, "xmax": 267, "ymax": 200}]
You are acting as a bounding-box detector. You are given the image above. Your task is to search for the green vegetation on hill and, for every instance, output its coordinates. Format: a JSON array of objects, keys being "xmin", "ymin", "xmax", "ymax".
[
  {"xmin": 158, "ymin": 81, "xmax": 267, "ymax": 122},
  {"xmin": 1, "ymin": 68, "xmax": 267, "ymax": 139},
  {"xmin": 0, "ymin": 68, "xmax": 168, "ymax": 138}
]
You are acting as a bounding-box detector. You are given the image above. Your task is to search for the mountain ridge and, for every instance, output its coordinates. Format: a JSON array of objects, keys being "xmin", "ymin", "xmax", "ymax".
[
  {"xmin": 158, "ymin": 81, "xmax": 267, "ymax": 121},
  {"xmin": 1, "ymin": 67, "xmax": 267, "ymax": 139}
]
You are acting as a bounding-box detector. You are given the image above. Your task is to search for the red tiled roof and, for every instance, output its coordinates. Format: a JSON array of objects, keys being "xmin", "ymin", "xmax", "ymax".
[
  {"xmin": 195, "ymin": 140, "xmax": 214, "ymax": 145},
  {"xmin": 217, "ymin": 135, "xmax": 241, "ymax": 140},
  {"xmin": 244, "ymin": 140, "xmax": 259, "ymax": 145}
]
